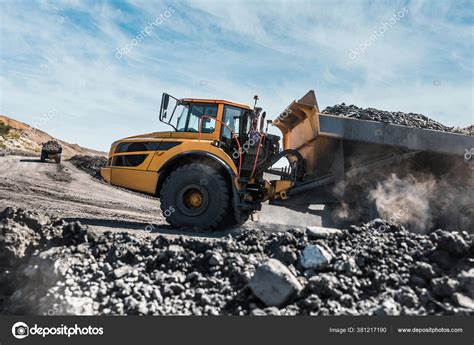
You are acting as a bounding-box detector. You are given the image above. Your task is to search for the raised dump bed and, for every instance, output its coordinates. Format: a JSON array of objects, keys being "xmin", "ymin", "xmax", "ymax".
[
  {"xmin": 274, "ymin": 90, "xmax": 473, "ymax": 186},
  {"xmin": 275, "ymin": 91, "xmax": 472, "ymax": 180},
  {"xmin": 272, "ymin": 91, "xmax": 473, "ymax": 232}
]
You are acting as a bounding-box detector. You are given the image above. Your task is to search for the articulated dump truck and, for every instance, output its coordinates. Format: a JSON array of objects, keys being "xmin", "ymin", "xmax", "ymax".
[{"xmin": 102, "ymin": 91, "xmax": 473, "ymax": 232}]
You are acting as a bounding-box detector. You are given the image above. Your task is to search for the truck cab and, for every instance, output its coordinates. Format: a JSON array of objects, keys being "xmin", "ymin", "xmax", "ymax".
[{"xmin": 101, "ymin": 93, "xmax": 284, "ymax": 230}]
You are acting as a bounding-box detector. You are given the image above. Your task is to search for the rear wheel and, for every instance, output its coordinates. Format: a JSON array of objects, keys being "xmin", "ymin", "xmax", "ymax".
[
  {"xmin": 160, "ymin": 164, "xmax": 231, "ymax": 230},
  {"xmin": 40, "ymin": 151, "xmax": 46, "ymax": 162},
  {"xmin": 55, "ymin": 155, "xmax": 61, "ymax": 164}
]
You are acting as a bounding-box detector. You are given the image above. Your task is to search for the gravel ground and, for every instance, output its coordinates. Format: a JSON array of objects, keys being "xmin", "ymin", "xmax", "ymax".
[
  {"xmin": 1, "ymin": 207, "xmax": 472, "ymax": 316},
  {"xmin": 322, "ymin": 104, "xmax": 473, "ymax": 135}
]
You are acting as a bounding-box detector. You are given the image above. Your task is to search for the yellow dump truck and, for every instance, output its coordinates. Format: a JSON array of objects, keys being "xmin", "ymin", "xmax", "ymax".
[{"xmin": 101, "ymin": 91, "xmax": 473, "ymax": 232}]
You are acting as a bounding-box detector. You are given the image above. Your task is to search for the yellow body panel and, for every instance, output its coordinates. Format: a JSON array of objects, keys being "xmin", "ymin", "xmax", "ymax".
[
  {"xmin": 147, "ymin": 140, "xmax": 238, "ymax": 174},
  {"xmin": 102, "ymin": 137, "xmax": 239, "ymax": 194},
  {"xmin": 111, "ymin": 169, "xmax": 159, "ymax": 194},
  {"xmin": 101, "ymin": 167, "xmax": 111, "ymax": 182},
  {"xmin": 273, "ymin": 90, "xmax": 322, "ymax": 175}
]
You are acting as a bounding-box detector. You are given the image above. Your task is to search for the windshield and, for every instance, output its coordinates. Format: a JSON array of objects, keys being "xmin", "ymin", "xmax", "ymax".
[{"xmin": 175, "ymin": 103, "xmax": 218, "ymax": 133}]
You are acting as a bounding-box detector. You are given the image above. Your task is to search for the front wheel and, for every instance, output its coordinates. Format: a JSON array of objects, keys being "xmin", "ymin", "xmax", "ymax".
[{"xmin": 160, "ymin": 164, "xmax": 231, "ymax": 230}]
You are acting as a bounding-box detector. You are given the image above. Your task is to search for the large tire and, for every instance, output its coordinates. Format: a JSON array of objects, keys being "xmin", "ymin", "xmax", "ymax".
[
  {"xmin": 40, "ymin": 151, "xmax": 46, "ymax": 162},
  {"xmin": 160, "ymin": 164, "xmax": 231, "ymax": 230},
  {"xmin": 55, "ymin": 155, "xmax": 61, "ymax": 164},
  {"xmin": 231, "ymin": 208, "xmax": 251, "ymax": 228}
]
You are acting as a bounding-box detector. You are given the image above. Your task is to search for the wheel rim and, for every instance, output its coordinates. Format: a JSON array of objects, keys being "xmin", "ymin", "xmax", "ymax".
[{"xmin": 177, "ymin": 184, "xmax": 209, "ymax": 216}]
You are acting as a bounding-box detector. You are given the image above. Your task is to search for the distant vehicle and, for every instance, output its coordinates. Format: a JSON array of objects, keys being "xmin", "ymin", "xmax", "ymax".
[{"xmin": 41, "ymin": 140, "xmax": 62, "ymax": 164}]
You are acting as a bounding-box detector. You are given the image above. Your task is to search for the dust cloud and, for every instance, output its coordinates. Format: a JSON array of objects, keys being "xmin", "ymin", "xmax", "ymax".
[{"xmin": 369, "ymin": 174, "xmax": 439, "ymax": 233}]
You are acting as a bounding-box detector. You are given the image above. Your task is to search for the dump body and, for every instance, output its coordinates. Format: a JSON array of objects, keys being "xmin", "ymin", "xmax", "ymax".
[
  {"xmin": 273, "ymin": 91, "xmax": 474, "ymax": 206},
  {"xmin": 318, "ymin": 114, "xmax": 471, "ymax": 155}
]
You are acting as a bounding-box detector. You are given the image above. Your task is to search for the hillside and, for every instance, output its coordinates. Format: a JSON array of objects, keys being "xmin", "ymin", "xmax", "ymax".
[{"xmin": 0, "ymin": 115, "xmax": 106, "ymax": 158}]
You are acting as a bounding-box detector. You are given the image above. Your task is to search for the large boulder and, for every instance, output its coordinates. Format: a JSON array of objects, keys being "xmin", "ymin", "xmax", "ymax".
[
  {"xmin": 299, "ymin": 244, "xmax": 334, "ymax": 270},
  {"xmin": 431, "ymin": 277, "xmax": 459, "ymax": 298},
  {"xmin": 436, "ymin": 232, "xmax": 470, "ymax": 257},
  {"xmin": 457, "ymin": 269, "xmax": 474, "ymax": 298},
  {"xmin": 249, "ymin": 259, "xmax": 302, "ymax": 307},
  {"xmin": 451, "ymin": 293, "xmax": 474, "ymax": 310},
  {"xmin": 411, "ymin": 262, "xmax": 436, "ymax": 281}
]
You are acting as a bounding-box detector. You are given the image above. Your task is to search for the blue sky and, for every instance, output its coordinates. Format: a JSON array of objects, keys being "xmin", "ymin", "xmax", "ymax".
[{"xmin": 0, "ymin": 0, "xmax": 472, "ymax": 151}]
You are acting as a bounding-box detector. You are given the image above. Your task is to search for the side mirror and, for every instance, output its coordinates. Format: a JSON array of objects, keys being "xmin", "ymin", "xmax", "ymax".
[{"xmin": 162, "ymin": 94, "xmax": 170, "ymax": 119}]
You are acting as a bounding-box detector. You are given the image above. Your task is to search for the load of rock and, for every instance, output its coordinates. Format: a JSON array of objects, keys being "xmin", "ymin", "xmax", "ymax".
[
  {"xmin": 42, "ymin": 140, "xmax": 62, "ymax": 153},
  {"xmin": 322, "ymin": 104, "xmax": 473, "ymax": 135},
  {"xmin": 69, "ymin": 155, "xmax": 107, "ymax": 179},
  {"xmin": 0, "ymin": 208, "xmax": 472, "ymax": 316}
]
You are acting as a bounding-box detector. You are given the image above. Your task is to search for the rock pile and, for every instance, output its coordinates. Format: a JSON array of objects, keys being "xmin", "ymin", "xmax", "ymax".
[
  {"xmin": 1, "ymin": 208, "xmax": 472, "ymax": 316},
  {"xmin": 322, "ymin": 104, "xmax": 473, "ymax": 135},
  {"xmin": 69, "ymin": 155, "xmax": 107, "ymax": 179},
  {"xmin": 458, "ymin": 124, "xmax": 474, "ymax": 136}
]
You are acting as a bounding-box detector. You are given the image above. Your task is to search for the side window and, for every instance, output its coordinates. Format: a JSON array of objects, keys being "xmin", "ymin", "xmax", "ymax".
[
  {"xmin": 184, "ymin": 104, "xmax": 217, "ymax": 133},
  {"xmin": 222, "ymin": 105, "xmax": 242, "ymax": 139},
  {"xmin": 176, "ymin": 105, "xmax": 189, "ymax": 131}
]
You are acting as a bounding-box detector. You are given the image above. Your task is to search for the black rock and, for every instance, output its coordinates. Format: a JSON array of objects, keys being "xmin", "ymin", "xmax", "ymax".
[
  {"xmin": 322, "ymin": 104, "xmax": 472, "ymax": 135},
  {"xmin": 69, "ymin": 155, "xmax": 108, "ymax": 180},
  {"xmin": 436, "ymin": 232, "xmax": 470, "ymax": 257},
  {"xmin": 431, "ymin": 277, "xmax": 459, "ymax": 298},
  {"xmin": 273, "ymin": 246, "xmax": 297, "ymax": 265},
  {"xmin": 1, "ymin": 207, "xmax": 472, "ymax": 316},
  {"xmin": 307, "ymin": 274, "xmax": 342, "ymax": 299},
  {"xmin": 395, "ymin": 287, "xmax": 419, "ymax": 308},
  {"xmin": 412, "ymin": 262, "xmax": 436, "ymax": 281},
  {"xmin": 429, "ymin": 250, "xmax": 457, "ymax": 270}
]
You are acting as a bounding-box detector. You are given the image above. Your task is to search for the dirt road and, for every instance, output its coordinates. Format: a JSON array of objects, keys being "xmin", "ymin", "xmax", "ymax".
[
  {"xmin": 0, "ymin": 156, "xmax": 326, "ymax": 237},
  {"xmin": 0, "ymin": 155, "xmax": 167, "ymax": 230}
]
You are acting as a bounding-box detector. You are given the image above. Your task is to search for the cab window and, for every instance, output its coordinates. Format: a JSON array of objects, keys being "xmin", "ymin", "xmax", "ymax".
[
  {"xmin": 177, "ymin": 103, "xmax": 218, "ymax": 133},
  {"xmin": 222, "ymin": 105, "xmax": 242, "ymax": 139}
]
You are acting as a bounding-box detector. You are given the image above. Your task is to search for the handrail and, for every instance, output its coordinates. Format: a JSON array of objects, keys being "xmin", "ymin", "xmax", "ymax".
[{"xmin": 198, "ymin": 115, "xmax": 243, "ymax": 176}]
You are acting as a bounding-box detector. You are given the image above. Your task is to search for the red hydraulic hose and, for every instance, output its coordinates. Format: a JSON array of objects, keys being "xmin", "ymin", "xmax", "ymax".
[{"xmin": 250, "ymin": 133, "xmax": 265, "ymax": 178}]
